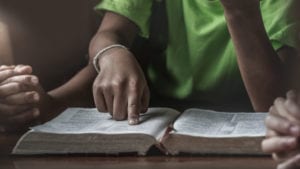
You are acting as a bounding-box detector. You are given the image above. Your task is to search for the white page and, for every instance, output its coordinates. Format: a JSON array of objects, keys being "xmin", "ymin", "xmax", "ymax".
[
  {"xmin": 32, "ymin": 107, "xmax": 180, "ymax": 137},
  {"xmin": 172, "ymin": 109, "xmax": 267, "ymax": 137}
]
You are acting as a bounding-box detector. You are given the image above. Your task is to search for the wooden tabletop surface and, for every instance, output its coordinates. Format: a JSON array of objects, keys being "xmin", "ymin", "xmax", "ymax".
[{"xmin": 0, "ymin": 132, "xmax": 276, "ymax": 169}]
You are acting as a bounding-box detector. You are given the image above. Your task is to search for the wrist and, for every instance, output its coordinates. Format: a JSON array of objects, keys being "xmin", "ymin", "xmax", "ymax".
[{"xmin": 93, "ymin": 44, "xmax": 128, "ymax": 73}]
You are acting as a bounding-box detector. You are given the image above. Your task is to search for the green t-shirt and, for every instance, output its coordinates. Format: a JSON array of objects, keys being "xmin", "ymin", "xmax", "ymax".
[{"xmin": 95, "ymin": 0, "xmax": 296, "ymax": 109}]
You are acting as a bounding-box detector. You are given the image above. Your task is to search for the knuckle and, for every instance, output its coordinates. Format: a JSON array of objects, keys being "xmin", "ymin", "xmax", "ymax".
[
  {"xmin": 5, "ymin": 69, "xmax": 14, "ymax": 76},
  {"xmin": 23, "ymin": 75, "xmax": 32, "ymax": 83},
  {"xmin": 14, "ymin": 82, "xmax": 23, "ymax": 91},
  {"xmin": 93, "ymin": 82, "xmax": 105, "ymax": 92},
  {"xmin": 281, "ymin": 123, "xmax": 291, "ymax": 133},
  {"xmin": 111, "ymin": 80, "xmax": 122, "ymax": 90},
  {"xmin": 264, "ymin": 115, "xmax": 273, "ymax": 127},
  {"xmin": 275, "ymin": 97, "xmax": 284, "ymax": 104},
  {"xmin": 128, "ymin": 85, "xmax": 139, "ymax": 94},
  {"xmin": 114, "ymin": 76, "xmax": 126, "ymax": 84},
  {"xmin": 128, "ymin": 79, "xmax": 139, "ymax": 88},
  {"xmin": 98, "ymin": 81, "xmax": 110, "ymax": 89},
  {"xmin": 101, "ymin": 83, "xmax": 112, "ymax": 92},
  {"xmin": 279, "ymin": 140, "xmax": 289, "ymax": 149},
  {"xmin": 24, "ymin": 93, "xmax": 33, "ymax": 103},
  {"xmin": 112, "ymin": 77, "xmax": 126, "ymax": 87},
  {"xmin": 1, "ymin": 70, "xmax": 14, "ymax": 80},
  {"xmin": 110, "ymin": 77, "xmax": 126, "ymax": 90}
]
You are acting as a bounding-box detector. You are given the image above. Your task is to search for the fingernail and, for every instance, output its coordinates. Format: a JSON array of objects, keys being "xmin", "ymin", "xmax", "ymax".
[
  {"xmin": 32, "ymin": 109, "xmax": 40, "ymax": 117},
  {"xmin": 15, "ymin": 65, "xmax": 31, "ymax": 73},
  {"xmin": 290, "ymin": 126, "xmax": 300, "ymax": 136},
  {"xmin": 31, "ymin": 77, "xmax": 39, "ymax": 85},
  {"xmin": 24, "ymin": 76, "xmax": 31, "ymax": 83},
  {"xmin": 33, "ymin": 93, "xmax": 40, "ymax": 102},
  {"xmin": 129, "ymin": 118, "xmax": 139, "ymax": 125}
]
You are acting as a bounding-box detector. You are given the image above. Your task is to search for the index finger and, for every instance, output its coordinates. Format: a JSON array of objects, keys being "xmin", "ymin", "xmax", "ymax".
[{"xmin": 127, "ymin": 89, "xmax": 141, "ymax": 125}]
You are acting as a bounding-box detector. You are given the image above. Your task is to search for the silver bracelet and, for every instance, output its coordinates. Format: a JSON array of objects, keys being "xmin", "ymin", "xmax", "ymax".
[{"xmin": 92, "ymin": 44, "xmax": 128, "ymax": 73}]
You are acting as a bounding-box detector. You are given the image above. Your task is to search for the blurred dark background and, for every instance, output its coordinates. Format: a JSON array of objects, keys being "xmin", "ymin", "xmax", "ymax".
[{"xmin": 0, "ymin": 0, "xmax": 100, "ymax": 91}]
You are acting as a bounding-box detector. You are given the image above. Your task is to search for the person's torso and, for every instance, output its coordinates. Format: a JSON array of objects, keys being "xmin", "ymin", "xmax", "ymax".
[{"xmin": 148, "ymin": 0, "xmax": 250, "ymax": 109}]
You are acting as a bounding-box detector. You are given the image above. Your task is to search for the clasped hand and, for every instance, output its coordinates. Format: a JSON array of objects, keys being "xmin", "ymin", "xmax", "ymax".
[
  {"xmin": 262, "ymin": 91, "xmax": 300, "ymax": 169},
  {"xmin": 0, "ymin": 65, "xmax": 42, "ymax": 132}
]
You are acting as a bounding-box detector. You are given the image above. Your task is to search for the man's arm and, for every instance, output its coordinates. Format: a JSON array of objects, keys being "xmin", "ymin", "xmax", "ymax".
[
  {"xmin": 36, "ymin": 65, "xmax": 96, "ymax": 122},
  {"xmin": 38, "ymin": 11, "xmax": 142, "ymax": 121},
  {"xmin": 220, "ymin": 0, "xmax": 294, "ymax": 111}
]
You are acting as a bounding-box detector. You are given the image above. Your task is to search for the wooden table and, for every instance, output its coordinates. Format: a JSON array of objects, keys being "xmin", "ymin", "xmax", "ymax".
[{"xmin": 0, "ymin": 133, "xmax": 277, "ymax": 169}]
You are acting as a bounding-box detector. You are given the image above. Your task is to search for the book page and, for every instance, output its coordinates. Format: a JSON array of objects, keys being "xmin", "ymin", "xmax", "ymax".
[
  {"xmin": 32, "ymin": 107, "xmax": 180, "ymax": 138},
  {"xmin": 172, "ymin": 109, "xmax": 267, "ymax": 137}
]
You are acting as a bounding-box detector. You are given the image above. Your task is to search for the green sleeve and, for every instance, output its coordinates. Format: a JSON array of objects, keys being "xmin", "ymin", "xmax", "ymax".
[
  {"xmin": 261, "ymin": 0, "xmax": 297, "ymax": 50},
  {"xmin": 95, "ymin": 0, "xmax": 153, "ymax": 38}
]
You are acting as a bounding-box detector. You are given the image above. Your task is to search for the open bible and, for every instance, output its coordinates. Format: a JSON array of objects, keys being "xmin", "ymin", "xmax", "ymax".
[{"xmin": 12, "ymin": 108, "xmax": 267, "ymax": 155}]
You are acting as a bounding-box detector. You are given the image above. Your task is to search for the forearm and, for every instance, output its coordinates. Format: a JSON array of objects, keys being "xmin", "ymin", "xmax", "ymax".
[
  {"xmin": 223, "ymin": 4, "xmax": 287, "ymax": 111},
  {"xmin": 48, "ymin": 65, "xmax": 95, "ymax": 109},
  {"xmin": 89, "ymin": 12, "xmax": 138, "ymax": 61},
  {"xmin": 52, "ymin": 12, "xmax": 139, "ymax": 107}
]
